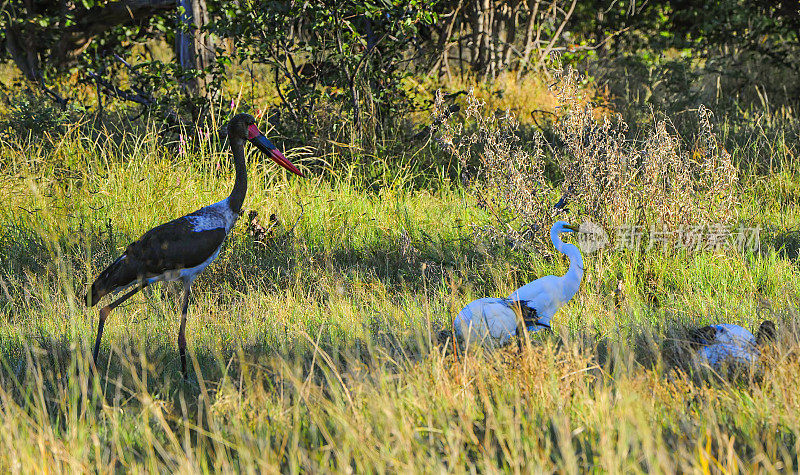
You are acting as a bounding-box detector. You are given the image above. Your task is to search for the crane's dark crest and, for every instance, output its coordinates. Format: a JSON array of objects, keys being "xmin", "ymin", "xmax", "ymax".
[
  {"xmin": 85, "ymin": 113, "xmax": 303, "ymax": 378},
  {"xmin": 756, "ymin": 320, "xmax": 776, "ymax": 345}
]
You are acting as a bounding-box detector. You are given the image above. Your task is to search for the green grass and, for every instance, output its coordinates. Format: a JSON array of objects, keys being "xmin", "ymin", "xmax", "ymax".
[{"xmin": 0, "ymin": 108, "xmax": 800, "ymax": 471}]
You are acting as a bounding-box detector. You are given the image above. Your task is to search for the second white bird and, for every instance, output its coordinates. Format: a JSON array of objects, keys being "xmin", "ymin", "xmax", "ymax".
[{"xmin": 454, "ymin": 221, "xmax": 583, "ymax": 346}]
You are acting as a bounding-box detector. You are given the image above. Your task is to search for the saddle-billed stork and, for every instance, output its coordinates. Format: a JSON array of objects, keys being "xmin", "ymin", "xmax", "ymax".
[
  {"xmin": 86, "ymin": 113, "xmax": 304, "ymax": 377},
  {"xmin": 453, "ymin": 221, "xmax": 583, "ymax": 346}
]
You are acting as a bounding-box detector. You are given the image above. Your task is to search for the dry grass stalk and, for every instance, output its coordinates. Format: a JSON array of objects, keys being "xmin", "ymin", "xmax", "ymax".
[
  {"xmin": 551, "ymin": 65, "xmax": 739, "ymax": 231},
  {"xmin": 429, "ymin": 64, "xmax": 739, "ymax": 251},
  {"xmin": 430, "ymin": 89, "xmax": 554, "ymax": 250}
]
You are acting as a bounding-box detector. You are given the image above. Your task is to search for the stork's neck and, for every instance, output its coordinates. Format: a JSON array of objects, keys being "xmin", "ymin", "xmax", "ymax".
[
  {"xmin": 551, "ymin": 228, "xmax": 584, "ymax": 302},
  {"xmin": 227, "ymin": 138, "xmax": 248, "ymax": 214}
]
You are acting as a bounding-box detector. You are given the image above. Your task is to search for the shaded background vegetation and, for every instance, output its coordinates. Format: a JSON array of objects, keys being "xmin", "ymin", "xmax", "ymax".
[
  {"xmin": 1, "ymin": 0, "xmax": 797, "ymax": 239},
  {"xmin": 0, "ymin": 0, "xmax": 797, "ymax": 147}
]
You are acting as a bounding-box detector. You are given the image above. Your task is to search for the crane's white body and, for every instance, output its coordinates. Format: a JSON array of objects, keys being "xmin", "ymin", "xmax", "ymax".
[
  {"xmin": 696, "ymin": 324, "xmax": 760, "ymax": 368},
  {"xmin": 454, "ymin": 222, "xmax": 583, "ymax": 346},
  {"xmin": 454, "ymin": 298, "xmax": 543, "ymax": 346}
]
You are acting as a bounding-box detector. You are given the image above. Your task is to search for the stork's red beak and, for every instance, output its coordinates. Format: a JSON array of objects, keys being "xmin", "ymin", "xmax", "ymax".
[{"xmin": 247, "ymin": 124, "xmax": 304, "ymax": 177}]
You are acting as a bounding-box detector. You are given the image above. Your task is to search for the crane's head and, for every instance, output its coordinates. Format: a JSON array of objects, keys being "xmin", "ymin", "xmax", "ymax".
[
  {"xmin": 756, "ymin": 320, "xmax": 776, "ymax": 345},
  {"xmin": 551, "ymin": 221, "xmax": 580, "ymax": 234},
  {"xmin": 227, "ymin": 113, "xmax": 304, "ymax": 177}
]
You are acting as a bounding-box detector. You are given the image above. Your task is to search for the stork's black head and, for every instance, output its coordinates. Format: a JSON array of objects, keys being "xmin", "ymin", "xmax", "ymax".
[
  {"xmin": 227, "ymin": 113, "xmax": 256, "ymax": 142},
  {"xmin": 227, "ymin": 113, "xmax": 304, "ymax": 177}
]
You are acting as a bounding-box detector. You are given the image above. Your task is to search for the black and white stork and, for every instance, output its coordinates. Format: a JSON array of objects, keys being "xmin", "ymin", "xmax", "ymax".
[{"xmin": 86, "ymin": 113, "xmax": 304, "ymax": 377}]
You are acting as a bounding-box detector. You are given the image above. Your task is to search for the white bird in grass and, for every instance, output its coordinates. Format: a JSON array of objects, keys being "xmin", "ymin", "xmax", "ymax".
[
  {"xmin": 689, "ymin": 320, "xmax": 776, "ymax": 370},
  {"xmin": 453, "ymin": 221, "xmax": 583, "ymax": 346}
]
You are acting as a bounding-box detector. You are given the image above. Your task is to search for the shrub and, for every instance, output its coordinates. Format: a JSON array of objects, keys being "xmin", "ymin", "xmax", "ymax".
[
  {"xmin": 428, "ymin": 64, "xmax": 739, "ymax": 252},
  {"xmin": 552, "ymin": 65, "xmax": 738, "ymax": 230},
  {"xmin": 1, "ymin": 89, "xmax": 73, "ymax": 140}
]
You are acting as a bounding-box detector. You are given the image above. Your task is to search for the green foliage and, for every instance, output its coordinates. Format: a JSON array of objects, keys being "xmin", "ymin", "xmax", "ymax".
[
  {"xmin": 212, "ymin": 0, "xmax": 438, "ymax": 150},
  {"xmin": 0, "ymin": 89, "xmax": 73, "ymax": 139},
  {"xmin": 1, "ymin": 0, "xmax": 796, "ymax": 165},
  {"xmin": 584, "ymin": 0, "xmax": 799, "ymax": 124}
]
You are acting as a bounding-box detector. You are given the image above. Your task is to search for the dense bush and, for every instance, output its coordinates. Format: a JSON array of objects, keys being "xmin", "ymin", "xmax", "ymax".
[
  {"xmin": 427, "ymin": 65, "xmax": 738, "ymax": 251},
  {"xmin": 210, "ymin": 0, "xmax": 437, "ymax": 151},
  {"xmin": 0, "ymin": 89, "xmax": 74, "ymax": 140},
  {"xmin": 0, "ymin": 0, "xmax": 796, "ymax": 169}
]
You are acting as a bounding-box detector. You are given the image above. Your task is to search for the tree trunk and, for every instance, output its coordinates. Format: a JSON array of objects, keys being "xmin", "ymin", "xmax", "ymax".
[
  {"xmin": 471, "ymin": 0, "xmax": 487, "ymax": 74},
  {"xmin": 518, "ymin": 0, "xmax": 542, "ymax": 78},
  {"xmin": 486, "ymin": 0, "xmax": 496, "ymax": 79},
  {"xmin": 503, "ymin": 2, "xmax": 520, "ymax": 69},
  {"xmin": 533, "ymin": 0, "xmax": 577, "ymax": 71},
  {"xmin": 429, "ymin": 0, "xmax": 463, "ymax": 77},
  {"xmin": 177, "ymin": 0, "xmax": 215, "ymax": 97}
]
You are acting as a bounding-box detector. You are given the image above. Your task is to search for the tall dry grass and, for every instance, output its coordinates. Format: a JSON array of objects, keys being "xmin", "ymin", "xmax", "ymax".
[{"xmin": 428, "ymin": 65, "xmax": 740, "ymax": 252}]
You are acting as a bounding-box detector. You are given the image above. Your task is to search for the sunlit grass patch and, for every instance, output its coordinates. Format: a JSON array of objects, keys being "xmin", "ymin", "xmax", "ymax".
[{"xmin": 0, "ymin": 75, "xmax": 799, "ymax": 471}]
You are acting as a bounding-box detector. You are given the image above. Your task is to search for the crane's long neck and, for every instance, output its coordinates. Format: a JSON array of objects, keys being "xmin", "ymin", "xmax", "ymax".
[
  {"xmin": 227, "ymin": 138, "xmax": 248, "ymax": 214},
  {"xmin": 551, "ymin": 228, "xmax": 584, "ymax": 302}
]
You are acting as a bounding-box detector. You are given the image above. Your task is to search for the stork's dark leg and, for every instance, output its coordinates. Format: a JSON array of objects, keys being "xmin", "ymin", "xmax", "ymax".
[
  {"xmin": 92, "ymin": 282, "xmax": 148, "ymax": 371},
  {"xmin": 178, "ymin": 280, "xmax": 193, "ymax": 378}
]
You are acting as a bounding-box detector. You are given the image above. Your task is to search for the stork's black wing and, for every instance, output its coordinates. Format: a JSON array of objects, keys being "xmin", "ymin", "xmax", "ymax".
[
  {"xmin": 125, "ymin": 216, "xmax": 227, "ymax": 274},
  {"xmin": 88, "ymin": 215, "xmax": 226, "ymax": 306}
]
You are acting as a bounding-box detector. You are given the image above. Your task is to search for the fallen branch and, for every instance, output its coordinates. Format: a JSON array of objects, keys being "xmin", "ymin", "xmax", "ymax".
[
  {"xmin": 87, "ymin": 68, "xmax": 189, "ymax": 131},
  {"xmin": 87, "ymin": 71, "xmax": 152, "ymax": 105}
]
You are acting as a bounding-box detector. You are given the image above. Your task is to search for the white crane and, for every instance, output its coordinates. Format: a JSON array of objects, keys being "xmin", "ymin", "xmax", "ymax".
[
  {"xmin": 454, "ymin": 221, "xmax": 583, "ymax": 346},
  {"xmin": 689, "ymin": 320, "xmax": 776, "ymax": 369}
]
